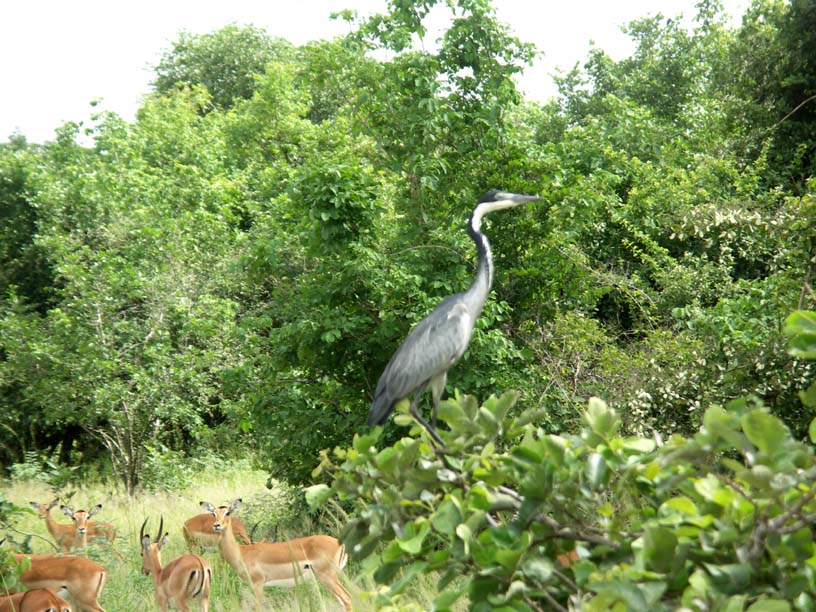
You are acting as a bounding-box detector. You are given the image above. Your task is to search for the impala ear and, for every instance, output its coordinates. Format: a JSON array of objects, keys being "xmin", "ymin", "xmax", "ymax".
[
  {"xmin": 160, "ymin": 533, "xmax": 169, "ymax": 549},
  {"xmin": 200, "ymin": 501, "xmax": 215, "ymax": 513},
  {"xmin": 61, "ymin": 506, "xmax": 73, "ymax": 518},
  {"xmin": 141, "ymin": 534, "xmax": 152, "ymax": 549},
  {"xmin": 89, "ymin": 504, "xmax": 102, "ymax": 517},
  {"xmin": 228, "ymin": 498, "xmax": 242, "ymax": 514},
  {"xmin": 29, "ymin": 502, "xmax": 39, "ymax": 510}
]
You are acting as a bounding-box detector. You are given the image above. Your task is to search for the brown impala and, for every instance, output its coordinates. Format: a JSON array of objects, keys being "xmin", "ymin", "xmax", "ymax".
[
  {"xmin": 182, "ymin": 509, "xmax": 251, "ymax": 551},
  {"xmin": 202, "ymin": 499, "xmax": 351, "ymax": 611},
  {"xmin": 29, "ymin": 500, "xmax": 78, "ymax": 552},
  {"xmin": 11, "ymin": 553, "xmax": 107, "ymax": 612},
  {"xmin": 30, "ymin": 500, "xmax": 115, "ymax": 553},
  {"xmin": 0, "ymin": 588, "xmax": 72, "ymax": 612},
  {"xmin": 139, "ymin": 517, "xmax": 212, "ymax": 612},
  {"xmin": 60, "ymin": 504, "xmax": 107, "ymax": 549}
]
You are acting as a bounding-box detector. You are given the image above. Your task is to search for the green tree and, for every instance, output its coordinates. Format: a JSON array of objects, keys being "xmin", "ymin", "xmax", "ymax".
[{"xmin": 153, "ymin": 24, "xmax": 294, "ymax": 110}]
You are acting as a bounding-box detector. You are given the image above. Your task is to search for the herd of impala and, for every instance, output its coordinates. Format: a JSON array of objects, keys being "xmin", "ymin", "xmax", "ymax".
[{"xmin": 1, "ymin": 497, "xmax": 352, "ymax": 612}]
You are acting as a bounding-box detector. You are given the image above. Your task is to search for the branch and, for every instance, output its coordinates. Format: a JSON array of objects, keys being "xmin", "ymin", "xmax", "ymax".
[
  {"xmin": 537, "ymin": 590, "xmax": 567, "ymax": 612},
  {"xmin": 553, "ymin": 567, "xmax": 579, "ymax": 592},
  {"xmin": 769, "ymin": 487, "xmax": 816, "ymax": 532},
  {"xmin": 769, "ymin": 94, "xmax": 816, "ymax": 132},
  {"xmin": 5, "ymin": 526, "xmax": 59, "ymax": 552}
]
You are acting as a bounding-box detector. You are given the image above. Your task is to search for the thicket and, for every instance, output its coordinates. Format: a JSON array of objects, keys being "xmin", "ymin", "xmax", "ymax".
[{"xmin": 0, "ymin": 0, "xmax": 813, "ymax": 537}]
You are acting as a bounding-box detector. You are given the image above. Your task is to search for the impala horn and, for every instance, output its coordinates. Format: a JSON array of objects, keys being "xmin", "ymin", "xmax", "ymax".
[
  {"xmin": 156, "ymin": 515, "xmax": 164, "ymax": 544},
  {"xmin": 140, "ymin": 517, "xmax": 149, "ymax": 542}
]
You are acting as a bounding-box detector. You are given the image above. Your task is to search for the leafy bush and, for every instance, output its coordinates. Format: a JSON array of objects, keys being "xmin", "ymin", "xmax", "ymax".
[
  {"xmin": 309, "ymin": 311, "xmax": 816, "ymax": 610},
  {"xmin": 312, "ymin": 389, "xmax": 816, "ymax": 610}
]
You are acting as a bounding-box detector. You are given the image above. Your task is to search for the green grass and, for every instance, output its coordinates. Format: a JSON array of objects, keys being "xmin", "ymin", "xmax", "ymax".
[{"xmin": 3, "ymin": 462, "xmax": 462, "ymax": 611}]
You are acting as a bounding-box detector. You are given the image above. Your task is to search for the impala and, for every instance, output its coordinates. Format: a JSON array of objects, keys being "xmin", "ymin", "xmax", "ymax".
[
  {"xmin": 29, "ymin": 501, "xmax": 77, "ymax": 552},
  {"xmin": 202, "ymin": 500, "xmax": 351, "ymax": 611},
  {"xmin": 60, "ymin": 505, "xmax": 105, "ymax": 549},
  {"xmin": 139, "ymin": 517, "xmax": 212, "ymax": 612},
  {"xmin": 0, "ymin": 588, "xmax": 72, "ymax": 612},
  {"xmin": 12, "ymin": 553, "xmax": 107, "ymax": 612},
  {"xmin": 182, "ymin": 510, "xmax": 251, "ymax": 551}
]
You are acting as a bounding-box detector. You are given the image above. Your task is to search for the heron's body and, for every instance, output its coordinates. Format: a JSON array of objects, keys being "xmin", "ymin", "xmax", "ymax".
[{"xmin": 368, "ymin": 191, "xmax": 542, "ymax": 442}]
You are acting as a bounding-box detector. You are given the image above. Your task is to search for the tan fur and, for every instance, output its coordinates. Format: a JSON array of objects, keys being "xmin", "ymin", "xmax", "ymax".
[
  {"xmin": 14, "ymin": 554, "xmax": 107, "ymax": 612},
  {"xmin": 203, "ymin": 500, "xmax": 351, "ymax": 611},
  {"xmin": 141, "ymin": 528, "xmax": 211, "ymax": 612},
  {"xmin": 0, "ymin": 588, "xmax": 72, "ymax": 612},
  {"xmin": 182, "ymin": 513, "xmax": 251, "ymax": 550}
]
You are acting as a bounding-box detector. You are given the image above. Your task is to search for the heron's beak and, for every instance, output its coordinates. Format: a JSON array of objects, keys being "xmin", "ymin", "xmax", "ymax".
[{"xmin": 503, "ymin": 192, "xmax": 545, "ymax": 204}]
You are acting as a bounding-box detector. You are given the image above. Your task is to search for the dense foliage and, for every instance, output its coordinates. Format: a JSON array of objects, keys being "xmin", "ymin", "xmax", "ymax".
[
  {"xmin": 306, "ymin": 314, "xmax": 816, "ymax": 609},
  {"xmin": 311, "ymin": 309, "xmax": 816, "ymax": 610},
  {"xmin": 3, "ymin": 0, "xmax": 816, "ymax": 608}
]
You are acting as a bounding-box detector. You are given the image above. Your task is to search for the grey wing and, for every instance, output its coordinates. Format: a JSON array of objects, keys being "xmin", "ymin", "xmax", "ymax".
[{"xmin": 376, "ymin": 295, "xmax": 475, "ymax": 405}]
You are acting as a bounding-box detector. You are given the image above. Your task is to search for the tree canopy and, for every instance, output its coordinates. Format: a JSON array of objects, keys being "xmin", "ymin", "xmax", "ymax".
[{"xmin": 1, "ymin": 0, "xmax": 816, "ymax": 605}]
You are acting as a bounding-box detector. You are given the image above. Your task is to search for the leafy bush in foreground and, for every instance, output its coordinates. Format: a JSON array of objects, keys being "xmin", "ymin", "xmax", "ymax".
[{"xmin": 309, "ymin": 312, "xmax": 816, "ymax": 611}]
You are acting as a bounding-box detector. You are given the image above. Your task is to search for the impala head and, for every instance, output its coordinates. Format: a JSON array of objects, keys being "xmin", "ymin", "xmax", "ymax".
[
  {"xmin": 201, "ymin": 499, "xmax": 242, "ymax": 535},
  {"xmin": 139, "ymin": 516, "xmax": 168, "ymax": 576},
  {"xmin": 471, "ymin": 190, "xmax": 544, "ymax": 232},
  {"xmin": 62, "ymin": 504, "xmax": 102, "ymax": 536},
  {"xmin": 29, "ymin": 498, "xmax": 60, "ymax": 518}
]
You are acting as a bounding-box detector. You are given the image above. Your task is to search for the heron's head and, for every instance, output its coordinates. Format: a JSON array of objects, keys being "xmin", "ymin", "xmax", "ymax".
[{"xmin": 472, "ymin": 191, "xmax": 544, "ymax": 230}]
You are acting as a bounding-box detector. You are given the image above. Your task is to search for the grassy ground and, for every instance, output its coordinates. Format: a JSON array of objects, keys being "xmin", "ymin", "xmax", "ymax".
[{"xmin": 3, "ymin": 462, "xmax": 457, "ymax": 611}]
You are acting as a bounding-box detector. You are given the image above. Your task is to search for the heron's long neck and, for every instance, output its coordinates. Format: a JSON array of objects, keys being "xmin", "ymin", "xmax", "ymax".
[{"xmin": 464, "ymin": 214, "xmax": 493, "ymax": 317}]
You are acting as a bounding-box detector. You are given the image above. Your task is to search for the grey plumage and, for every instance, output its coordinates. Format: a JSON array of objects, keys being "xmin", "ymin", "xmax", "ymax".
[{"xmin": 368, "ymin": 191, "xmax": 543, "ymax": 445}]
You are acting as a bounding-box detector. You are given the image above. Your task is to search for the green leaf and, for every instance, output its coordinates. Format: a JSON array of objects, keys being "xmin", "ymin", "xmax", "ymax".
[
  {"xmin": 694, "ymin": 475, "xmax": 736, "ymax": 507},
  {"xmin": 801, "ymin": 383, "xmax": 816, "ymax": 409},
  {"xmin": 662, "ymin": 496, "xmax": 698, "ymax": 516},
  {"xmin": 398, "ymin": 520, "xmax": 430, "ymax": 554},
  {"xmin": 586, "ymin": 453, "xmax": 609, "ymax": 489},
  {"xmin": 784, "ymin": 311, "xmax": 816, "ymax": 359},
  {"xmin": 590, "ymin": 580, "xmax": 648, "ymax": 610},
  {"xmin": 583, "ymin": 397, "xmax": 620, "ymax": 438},
  {"xmin": 431, "ymin": 499, "xmax": 462, "ymax": 535},
  {"xmin": 437, "ymin": 399, "xmax": 467, "ymax": 424},
  {"xmin": 303, "ymin": 484, "xmax": 331, "ymax": 512},
  {"xmin": 745, "ymin": 599, "xmax": 792, "ymax": 612},
  {"xmin": 741, "ymin": 409, "xmax": 787, "ymax": 454},
  {"xmin": 622, "ymin": 437, "xmax": 656, "ymax": 453},
  {"xmin": 521, "ymin": 556, "xmax": 554, "ymax": 583},
  {"xmin": 456, "ymin": 523, "xmax": 473, "ymax": 555},
  {"xmin": 433, "ymin": 585, "xmax": 466, "ymax": 610},
  {"xmin": 642, "ymin": 526, "xmax": 678, "ymax": 573}
]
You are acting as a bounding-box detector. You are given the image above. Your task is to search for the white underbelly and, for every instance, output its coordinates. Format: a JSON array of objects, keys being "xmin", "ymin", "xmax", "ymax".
[{"xmin": 264, "ymin": 570, "xmax": 314, "ymax": 588}]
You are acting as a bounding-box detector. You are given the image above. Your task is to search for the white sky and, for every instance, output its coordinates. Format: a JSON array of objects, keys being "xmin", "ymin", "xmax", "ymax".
[{"xmin": 1, "ymin": 0, "xmax": 750, "ymax": 144}]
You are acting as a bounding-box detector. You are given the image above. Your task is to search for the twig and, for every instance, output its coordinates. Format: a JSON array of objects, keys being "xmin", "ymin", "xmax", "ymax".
[
  {"xmin": 538, "ymin": 590, "xmax": 568, "ymax": 612},
  {"xmin": 5, "ymin": 526, "xmax": 59, "ymax": 552},
  {"xmin": 553, "ymin": 567, "xmax": 579, "ymax": 592},
  {"xmin": 769, "ymin": 94, "xmax": 816, "ymax": 132},
  {"xmin": 769, "ymin": 487, "xmax": 816, "ymax": 532}
]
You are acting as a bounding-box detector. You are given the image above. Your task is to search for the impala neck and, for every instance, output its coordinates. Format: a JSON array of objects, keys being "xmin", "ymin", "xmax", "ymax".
[
  {"xmin": 149, "ymin": 549, "xmax": 164, "ymax": 590},
  {"xmin": 44, "ymin": 510, "xmax": 61, "ymax": 538},
  {"xmin": 218, "ymin": 519, "xmax": 246, "ymax": 575}
]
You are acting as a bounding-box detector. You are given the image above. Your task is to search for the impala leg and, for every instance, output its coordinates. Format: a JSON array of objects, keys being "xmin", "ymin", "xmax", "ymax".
[
  {"xmin": 329, "ymin": 576, "xmax": 352, "ymax": 612},
  {"xmin": 252, "ymin": 580, "xmax": 265, "ymax": 612}
]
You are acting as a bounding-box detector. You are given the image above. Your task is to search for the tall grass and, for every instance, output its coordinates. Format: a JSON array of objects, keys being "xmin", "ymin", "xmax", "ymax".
[{"xmin": 2, "ymin": 461, "xmax": 460, "ymax": 611}]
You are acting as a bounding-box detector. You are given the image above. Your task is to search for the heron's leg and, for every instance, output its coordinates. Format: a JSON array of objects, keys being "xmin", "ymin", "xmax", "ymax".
[
  {"xmin": 409, "ymin": 384, "xmax": 446, "ymax": 448},
  {"xmin": 429, "ymin": 372, "xmax": 447, "ymax": 430}
]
